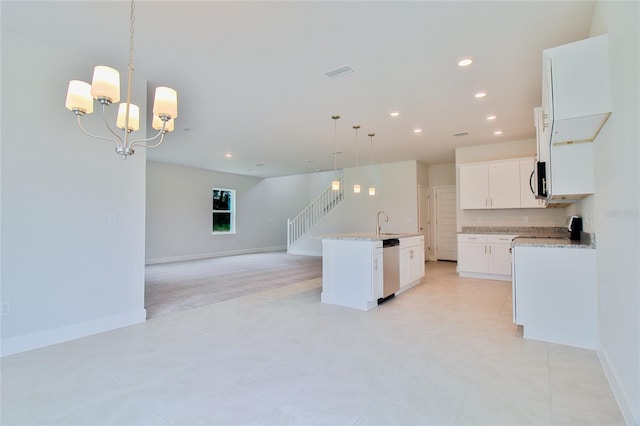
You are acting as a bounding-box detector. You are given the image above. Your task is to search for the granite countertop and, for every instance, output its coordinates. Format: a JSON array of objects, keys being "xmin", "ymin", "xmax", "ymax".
[
  {"xmin": 314, "ymin": 232, "xmax": 422, "ymax": 241},
  {"xmin": 461, "ymin": 226, "xmax": 596, "ymax": 249},
  {"xmin": 511, "ymin": 236, "xmax": 594, "ymax": 249}
]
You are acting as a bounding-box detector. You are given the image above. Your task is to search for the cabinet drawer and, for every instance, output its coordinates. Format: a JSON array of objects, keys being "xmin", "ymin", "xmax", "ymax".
[
  {"xmin": 400, "ymin": 236, "xmax": 424, "ymax": 248},
  {"xmin": 487, "ymin": 235, "xmax": 516, "ymax": 244},
  {"xmin": 458, "ymin": 234, "xmax": 488, "ymax": 243}
]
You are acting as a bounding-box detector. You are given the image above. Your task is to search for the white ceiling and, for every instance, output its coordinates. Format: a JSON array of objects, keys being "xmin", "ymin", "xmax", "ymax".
[{"xmin": 2, "ymin": 1, "xmax": 596, "ymax": 178}]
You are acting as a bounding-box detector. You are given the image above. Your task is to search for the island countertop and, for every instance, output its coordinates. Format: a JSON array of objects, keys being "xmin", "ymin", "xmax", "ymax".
[{"xmin": 314, "ymin": 232, "xmax": 422, "ymax": 241}]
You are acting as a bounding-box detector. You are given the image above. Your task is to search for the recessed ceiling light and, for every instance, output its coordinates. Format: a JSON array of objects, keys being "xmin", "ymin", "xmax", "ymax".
[
  {"xmin": 225, "ymin": 153, "xmax": 232, "ymax": 158},
  {"xmin": 474, "ymin": 91, "xmax": 487, "ymax": 98},
  {"xmin": 457, "ymin": 57, "xmax": 473, "ymax": 67},
  {"xmin": 494, "ymin": 130, "xmax": 503, "ymax": 135},
  {"xmin": 486, "ymin": 114, "xmax": 497, "ymax": 120},
  {"xmin": 413, "ymin": 129, "xmax": 423, "ymax": 133},
  {"xmin": 390, "ymin": 111, "xmax": 400, "ymax": 117}
]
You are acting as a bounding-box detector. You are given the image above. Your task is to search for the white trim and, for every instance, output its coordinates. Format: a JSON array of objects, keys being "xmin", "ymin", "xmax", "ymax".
[
  {"xmin": 597, "ymin": 348, "xmax": 638, "ymax": 426},
  {"xmin": 145, "ymin": 245, "xmax": 287, "ymax": 265},
  {"xmin": 1, "ymin": 309, "xmax": 146, "ymax": 357},
  {"xmin": 459, "ymin": 271, "xmax": 512, "ymax": 282},
  {"xmin": 286, "ymin": 249, "xmax": 322, "ymax": 257}
]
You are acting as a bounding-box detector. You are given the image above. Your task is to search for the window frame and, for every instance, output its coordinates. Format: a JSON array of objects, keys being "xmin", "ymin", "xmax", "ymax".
[{"xmin": 211, "ymin": 187, "xmax": 236, "ymax": 235}]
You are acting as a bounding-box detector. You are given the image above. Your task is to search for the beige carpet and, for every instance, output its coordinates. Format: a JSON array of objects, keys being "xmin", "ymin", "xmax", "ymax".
[{"xmin": 145, "ymin": 252, "xmax": 322, "ymax": 318}]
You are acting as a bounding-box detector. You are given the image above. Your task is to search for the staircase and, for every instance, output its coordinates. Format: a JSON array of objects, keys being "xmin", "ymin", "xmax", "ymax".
[{"xmin": 287, "ymin": 175, "xmax": 344, "ymax": 251}]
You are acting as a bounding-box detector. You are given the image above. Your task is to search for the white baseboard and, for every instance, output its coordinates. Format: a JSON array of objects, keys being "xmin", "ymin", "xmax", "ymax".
[
  {"xmin": 459, "ymin": 271, "xmax": 512, "ymax": 282},
  {"xmin": 0, "ymin": 309, "xmax": 146, "ymax": 357},
  {"xmin": 145, "ymin": 246, "xmax": 287, "ymax": 265},
  {"xmin": 598, "ymin": 348, "xmax": 638, "ymax": 426},
  {"xmin": 286, "ymin": 249, "xmax": 322, "ymax": 257}
]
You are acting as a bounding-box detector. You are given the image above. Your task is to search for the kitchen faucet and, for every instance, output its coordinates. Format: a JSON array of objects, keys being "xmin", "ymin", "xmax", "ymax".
[{"xmin": 376, "ymin": 210, "xmax": 389, "ymax": 237}]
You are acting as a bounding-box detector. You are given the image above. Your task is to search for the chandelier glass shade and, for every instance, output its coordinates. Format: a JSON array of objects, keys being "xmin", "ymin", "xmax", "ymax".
[{"xmin": 64, "ymin": 0, "xmax": 178, "ymax": 159}]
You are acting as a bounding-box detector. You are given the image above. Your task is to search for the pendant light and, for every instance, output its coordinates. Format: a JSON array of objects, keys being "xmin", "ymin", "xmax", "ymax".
[
  {"xmin": 368, "ymin": 133, "xmax": 376, "ymax": 196},
  {"xmin": 353, "ymin": 124, "xmax": 361, "ymax": 193},
  {"xmin": 331, "ymin": 115, "xmax": 340, "ymax": 191}
]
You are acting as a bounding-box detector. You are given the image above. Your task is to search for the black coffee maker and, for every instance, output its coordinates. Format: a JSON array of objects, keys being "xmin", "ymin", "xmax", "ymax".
[{"xmin": 567, "ymin": 216, "xmax": 583, "ymax": 241}]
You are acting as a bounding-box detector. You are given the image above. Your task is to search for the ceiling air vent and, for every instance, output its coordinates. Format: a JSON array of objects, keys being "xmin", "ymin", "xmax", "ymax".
[{"xmin": 324, "ymin": 65, "xmax": 354, "ymax": 79}]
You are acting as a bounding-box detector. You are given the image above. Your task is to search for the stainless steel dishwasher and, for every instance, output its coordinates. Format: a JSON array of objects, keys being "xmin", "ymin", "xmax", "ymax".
[{"xmin": 379, "ymin": 238, "xmax": 400, "ymax": 304}]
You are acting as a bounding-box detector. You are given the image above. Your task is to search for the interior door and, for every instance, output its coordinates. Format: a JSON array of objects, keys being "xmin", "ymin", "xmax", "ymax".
[
  {"xmin": 418, "ymin": 185, "xmax": 430, "ymax": 261},
  {"xmin": 435, "ymin": 186, "xmax": 457, "ymax": 261}
]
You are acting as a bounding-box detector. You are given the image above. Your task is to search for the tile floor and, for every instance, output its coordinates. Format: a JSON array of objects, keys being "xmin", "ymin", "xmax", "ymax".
[{"xmin": 1, "ymin": 261, "xmax": 625, "ymax": 425}]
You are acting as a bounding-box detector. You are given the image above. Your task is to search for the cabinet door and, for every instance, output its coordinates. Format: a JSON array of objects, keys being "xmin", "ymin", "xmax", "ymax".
[
  {"xmin": 459, "ymin": 164, "xmax": 489, "ymax": 209},
  {"xmin": 488, "ymin": 162, "xmax": 521, "ymax": 208},
  {"xmin": 399, "ymin": 247, "xmax": 411, "ymax": 287},
  {"xmin": 372, "ymin": 253, "xmax": 383, "ymax": 301},
  {"xmin": 487, "ymin": 243, "xmax": 512, "ymax": 276},
  {"xmin": 413, "ymin": 246, "xmax": 425, "ymax": 281},
  {"xmin": 458, "ymin": 242, "xmax": 488, "ymax": 273}
]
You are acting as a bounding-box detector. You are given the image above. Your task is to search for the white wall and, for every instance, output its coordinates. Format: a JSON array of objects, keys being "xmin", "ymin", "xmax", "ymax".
[
  {"xmin": 146, "ymin": 161, "xmax": 336, "ymax": 263},
  {"xmin": 1, "ymin": 33, "xmax": 147, "ymax": 356},
  {"xmin": 292, "ymin": 161, "xmax": 420, "ymax": 255},
  {"xmin": 569, "ymin": 3, "xmax": 640, "ymax": 423},
  {"xmin": 455, "ymin": 139, "xmax": 568, "ymax": 231}
]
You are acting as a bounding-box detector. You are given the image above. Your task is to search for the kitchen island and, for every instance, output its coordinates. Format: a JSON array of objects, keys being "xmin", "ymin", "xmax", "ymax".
[{"xmin": 317, "ymin": 233, "xmax": 424, "ymax": 311}]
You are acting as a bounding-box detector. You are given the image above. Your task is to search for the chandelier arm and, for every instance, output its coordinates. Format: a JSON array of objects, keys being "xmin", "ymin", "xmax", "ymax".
[
  {"xmin": 100, "ymin": 103, "xmax": 125, "ymax": 141},
  {"xmin": 76, "ymin": 114, "xmax": 120, "ymax": 146},
  {"xmin": 130, "ymin": 128, "xmax": 165, "ymax": 148}
]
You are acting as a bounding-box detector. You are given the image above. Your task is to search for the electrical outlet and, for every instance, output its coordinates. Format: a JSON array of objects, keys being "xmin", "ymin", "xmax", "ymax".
[
  {"xmin": 1, "ymin": 302, "xmax": 10, "ymax": 316},
  {"xmin": 523, "ymin": 216, "xmax": 529, "ymax": 223}
]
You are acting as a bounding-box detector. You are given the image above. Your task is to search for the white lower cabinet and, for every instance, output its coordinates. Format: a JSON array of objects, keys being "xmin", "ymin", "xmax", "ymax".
[
  {"xmin": 399, "ymin": 235, "xmax": 425, "ymax": 292},
  {"xmin": 457, "ymin": 234, "xmax": 515, "ymax": 280},
  {"xmin": 513, "ymin": 245, "xmax": 597, "ymax": 349}
]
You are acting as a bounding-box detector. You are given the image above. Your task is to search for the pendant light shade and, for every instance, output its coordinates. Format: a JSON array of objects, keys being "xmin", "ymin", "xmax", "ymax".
[
  {"xmin": 331, "ymin": 115, "xmax": 340, "ymax": 191},
  {"xmin": 353, "ymin": 124, "xmax": 361, "ymax": 193},
  {"xmin": 368, "ymin": 133, "xmax": 376, "ymax": 196}
]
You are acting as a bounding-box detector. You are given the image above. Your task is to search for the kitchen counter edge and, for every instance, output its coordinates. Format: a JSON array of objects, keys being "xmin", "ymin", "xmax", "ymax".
[{"xmin": 313, "ymin": 232, "xmax": 422, "ymax": 241}]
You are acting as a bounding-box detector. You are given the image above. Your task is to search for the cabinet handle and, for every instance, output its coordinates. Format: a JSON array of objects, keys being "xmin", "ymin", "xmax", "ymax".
[
  {"xmin": 485, "ymin": 198, "xmax": 488, "ymax": 207},
  {"xmin": 484, "ymin": 245, "xmax": 487, "ymax": 254},
  {"xmin": 410, "ymin": 250, "xmax": 414, "ymax": 260},
  {"xmin": 489, "ymin": 245, "xmax": 492, "ymax": 254},
  {"xmin": 467, "ymin": 237, "xmax": 478, "ymax": 240},
  {"xmin": 529, "ymin": 170, "xmax": 535, "ymax": 195},
  {"xmin": 490, "ymin": 198, "xmax": 493, "ymax": 207},
  {"xmin": 374, "ymin": 258, "xmax": 378, "ymax": 270}
]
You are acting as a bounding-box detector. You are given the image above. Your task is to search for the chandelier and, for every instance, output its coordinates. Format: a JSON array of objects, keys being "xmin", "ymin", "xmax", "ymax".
[{"xmin": 64, "ymin": 0, "xmax": 178, "ymax": 159}]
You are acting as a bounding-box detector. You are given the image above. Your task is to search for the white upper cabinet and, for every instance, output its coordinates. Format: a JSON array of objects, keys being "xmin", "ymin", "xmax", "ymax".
[
  {"xmin": 543, "ymin": 34, "xmax": 612, "ymax": 145},
  {"xmin": 459, "ymin": 164, "xmax": 490, "ymax": 209},
  {"xmin": 459, "ymin": 159, "xmax": 525, "ymax": 210}
]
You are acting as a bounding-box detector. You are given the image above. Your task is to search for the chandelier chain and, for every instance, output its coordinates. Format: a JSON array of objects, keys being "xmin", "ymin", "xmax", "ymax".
[{"xmin": 128, "ymin": 0, "xmax": 135, "ymax": 71}]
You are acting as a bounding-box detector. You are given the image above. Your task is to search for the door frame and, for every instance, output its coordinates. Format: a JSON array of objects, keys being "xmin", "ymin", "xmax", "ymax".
[{"xmin": 433, "ymin": 185, "xmax": 457, "ymax": 261}]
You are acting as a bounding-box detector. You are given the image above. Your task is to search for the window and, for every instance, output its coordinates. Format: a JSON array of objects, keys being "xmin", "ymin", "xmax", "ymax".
[{"xmin": 212, "ymin": 188, "xmax": 235, "ymax": 234}]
